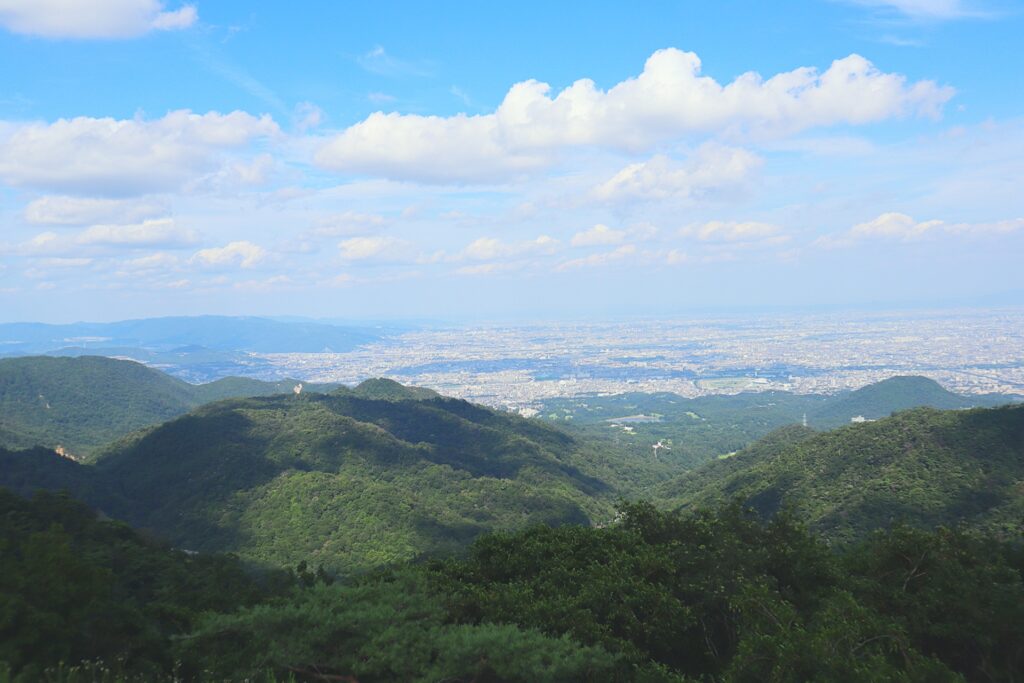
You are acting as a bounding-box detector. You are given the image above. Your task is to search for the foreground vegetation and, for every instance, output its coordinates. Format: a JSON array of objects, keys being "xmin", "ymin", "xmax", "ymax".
[{"xmin": 2, "ymin": 489, "xmax": 1021, "ymax": 682}]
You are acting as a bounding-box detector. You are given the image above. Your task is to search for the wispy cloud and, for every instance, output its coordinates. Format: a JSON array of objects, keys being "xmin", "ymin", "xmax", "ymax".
[
  {"xmin": 357, "ymin": 46, "xmax": 434, "ymax": 78},
  {"xmin": 843, "ymin": 0, "xmax": 995, "ymax": 20}
]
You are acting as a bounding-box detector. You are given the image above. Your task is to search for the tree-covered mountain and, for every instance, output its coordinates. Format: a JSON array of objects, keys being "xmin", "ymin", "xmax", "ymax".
[
  {"xmin": 658, "ymin": 404, "xmax": 1024, "ymax": 543},
  {"xmin": 0, "ymin": 387, "xmax": 614, "ymax": 573},
  {"xmin": 807, "ymin": 375, "xmax": 1006, "ymax": 427},
  {"xmin": 0, "ymin": 355, "xmax": 334, "ymax": 458}
]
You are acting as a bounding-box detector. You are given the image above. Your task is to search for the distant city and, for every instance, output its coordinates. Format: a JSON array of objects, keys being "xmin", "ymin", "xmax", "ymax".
[{"xmin": 251, "ymin": 308, "xmax": 1024, "ymax": 413}]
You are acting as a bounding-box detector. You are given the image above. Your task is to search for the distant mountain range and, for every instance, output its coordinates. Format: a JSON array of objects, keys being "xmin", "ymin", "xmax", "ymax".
[
  {"xmin": 0, "ymin": 315, "xmax": 387, "ymax": 382},
  {"xmin": 0, "ymin": 315, "xmax": 383, "ymax": 354}
]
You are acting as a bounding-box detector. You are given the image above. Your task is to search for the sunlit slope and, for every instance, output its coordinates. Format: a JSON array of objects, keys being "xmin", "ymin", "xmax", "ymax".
[
  {"xmin": 2, "ymin": 388, "xmax": 613, "ymax": 572},
  {"xmin": 659, "ymin": 404, "xmax": 1024, "ymax": 542}
]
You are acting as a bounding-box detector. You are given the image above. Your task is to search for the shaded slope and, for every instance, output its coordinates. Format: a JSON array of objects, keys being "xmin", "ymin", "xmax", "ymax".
[
  {"xmin": 3, "ymin": 391, "xmax": 613, "ymax": 572},
  {"xmin": 660, "ymin": 404, "xmax": 1024, "ymax": 542},
  {"xmin": 0, "ymin": 356, "xmax": 329, "ymax": 457}
]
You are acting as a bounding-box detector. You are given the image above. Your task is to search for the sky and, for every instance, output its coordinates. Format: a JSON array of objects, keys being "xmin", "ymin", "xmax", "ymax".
[{"xmin": 0, "ymin": 0, "xmax": 1022, "ymax": 323}]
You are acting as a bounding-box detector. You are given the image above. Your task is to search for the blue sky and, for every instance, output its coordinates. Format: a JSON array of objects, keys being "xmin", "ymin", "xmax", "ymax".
[{"xmin": 0, "ymin": 0, "xmax": 1021, "ymax": 322}]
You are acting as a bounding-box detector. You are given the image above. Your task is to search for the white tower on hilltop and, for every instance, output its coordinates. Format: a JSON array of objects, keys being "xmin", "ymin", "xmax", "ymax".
[{"xmin": 802, "ymin": 413, "xmax": 808, "ymax": 428}]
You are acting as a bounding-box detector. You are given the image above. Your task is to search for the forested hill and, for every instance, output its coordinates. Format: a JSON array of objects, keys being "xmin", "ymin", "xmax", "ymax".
[
  {"xmin": 659, "ymin": 403, "xmax": 1024, "ymax": 542},
  {"xmin": 0, "ymin": 355, "xmax": 333, "ymax": 457},
  {"xmin": 808, "ymin": 375, "xmax": 1008, "ymax": 427},
  {"xmin": 0, "ymin": 388, "xmax": 613, "ymax": 572}
]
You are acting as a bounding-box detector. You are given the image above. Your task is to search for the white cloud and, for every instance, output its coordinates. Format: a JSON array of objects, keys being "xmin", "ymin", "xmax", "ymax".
[
  {"xmin": 0, "ymin": 110, "xmax": 279, "ymax": 196},
  {"xmin": 571, "ymin": 224, "xmax": 626, "ymax": 247},
  {"xmin": 120, "ymin": 252, "xmax": 179, "ymax": 271},
  {"xmin": 338, "ymin": 236, "xmax": 405, "ymax": 261},
  {"xmin": 9, "ymin": 218, "xmax": 196, "ymax": 257},
  {"xmin": 594, "ymin": 144, "xmax": 762, "ymax": 202},
  {"xmin": 191, "ymin": 241, "xmax": 266, "ymax": 268},
  {"xmin": 555, "ymin": 244, "xmax": 637, "ymax": 271},
  {"xmin": 77, "ymin": 218, "xmax": 198, "ymax": 247},
  {"xmin": 0, "ymin": 0, "xmax": 197, "ymax": 38},
  {"xmin": 458, "ymin": 235, "xmax": 559, "ymax": 261},
  {"xmin": 681, "ymin": 220, "xmax": 783, "ymax": 242},
  {"xmin": 818, "ymin": 212, "xmax": 1024, "ymax": 247},
  {"xmin": 316, "ymin": 49, "xmax": 953, "ymax": 183},
  {"xmin": 24, "ymin": 195, "xmax": 166, "ymax": 225}
]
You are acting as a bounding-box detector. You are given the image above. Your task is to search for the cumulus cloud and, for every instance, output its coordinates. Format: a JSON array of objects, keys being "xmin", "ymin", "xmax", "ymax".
[
  {"xmin": 571, "ymin": 224, "xmax": 626, "ymax": 247},
  {"xmin": 0, "ymin": 0, "xmax": 197, "ymax": 38},
  {"xmin": 680, "ymin": 220, "xmax": 783, "ymax": 243},
  {"xmin": 316, "ymin": 49, "xmax": 953, "ymax": 183},
  {"xmin": 191, "ymin": 241, "xmax": 266, "ymax": 268},
  {"xmin": 594, "ymin": 144, "xmax": 762, "ymax": 202},
  {"xmin": 0, "ymin": 110, "xmax": 279, "ymax": 196},
  {"xmin": 10, "ymin": 218, "xmax": 196, "ymax": 256},
  {"xmin": 24, "ymin": 195, "xmax": 166, "ymax": 225},
  {"xmin": 818, "ymin": 212, "xmax": 1024, "ymax": 247},
  {"xmin": 337, "ymin": 236, "xmax": 407, "ymax": 261},
  {"xmin": 458, "ymin": 235, "xmax": 559, "ymax": 261},
  {"xmin": 77, "ymin": 218, "xmax": 198, "ymax": 247}
]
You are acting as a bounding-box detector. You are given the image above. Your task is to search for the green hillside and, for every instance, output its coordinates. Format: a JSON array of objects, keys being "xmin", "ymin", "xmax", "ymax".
[
  {"xmin": 808, "ymin": 375, "xmax": 1005, "ymax": 427},
  {"xmin": 0, "ymin": 356, "xmax": 331, "ymax": 457},
  {"xmin": 0, "ymin": 390, "xmax": 614, "ymax": 573},
  {"xmin": 659, "ymin": 404, "xmax": 1024, "ymax": 542},
  {"xmin": 541, "ymin": 376, "xmax": 1016, "ymax": 473},
  {"xmin": 350, "ymin": 376, "xmax": 440, "ymax": 401}
]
